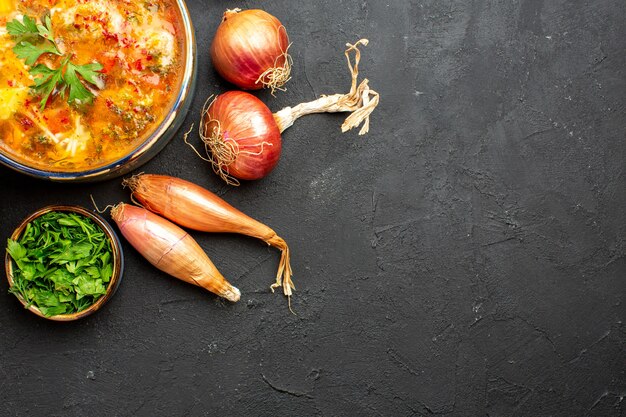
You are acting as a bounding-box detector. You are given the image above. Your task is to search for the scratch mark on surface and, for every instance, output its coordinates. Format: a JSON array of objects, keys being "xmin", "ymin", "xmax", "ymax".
[
  {"xmin": 394, "ymin": 394, "xmax": 435, "ymax": 415},
  {"xmin": 372, "ymin": 191, "xmax": 378, "ymax": 214},
  {"xmin": 261, "ymin": 374, "xmax": 314, "ymax": 399},
  {"xmin": 587, "ymin": 390, "xmax": 610, "ymax": 414},
  {"xmin": 593, "ymin": 55, "xmax": 608, "ymax": 69},
  {"xmin": 566, "ymin": 328, "xmax": 612, "ymax": 364},
  {"xmin": 481, "ymin": 236, "xmax": 518, "ymax": 247},
  {"xmin": 432, "ymin": 323, "xmax": 454, "ymax": 341},
  {"xmin": 236, "ymin": 253, "xmax": 274, "ymax": 280},
  {"xmin": 159, "ymin": 298, "xmax": 198, "ymax": 306},
  {"xmin": 215, "ymin": 184, "xmax": 232, "ymax": 197},
  {"xmin": 469, "ymin": 316, "xmax": 484, "ymax": 328},
  {"xmin": 303, "ymin": 55, "xmax": 317, "ymax": 97},
  {"xmin": 517, "ymin": 316, "xmax": 557, "ymax": 352},
  {"xmin": 521, "ymin": 128, "xmax": 557, "ymax": 141},
  {"xmin": 375, "ymin": 218, "xmax": 421, "ymax": 236},
  {"xmin": 387, "ymin": 348, "xmax": 422, "ymax": 377}
]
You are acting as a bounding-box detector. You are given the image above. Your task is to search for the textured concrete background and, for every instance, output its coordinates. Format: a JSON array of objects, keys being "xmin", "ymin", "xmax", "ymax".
[{"xmin": 1, "ymin": 0, "xmax": 624, "ymax": 416}]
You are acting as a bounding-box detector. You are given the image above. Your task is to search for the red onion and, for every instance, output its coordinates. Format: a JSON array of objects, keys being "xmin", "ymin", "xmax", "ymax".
[
  {"xmin": 211, "ymin": 9, "xmax": 291, "ymax": 93},
  {"xmin": 199, "ymin": 91, "xmax": 282, "ymax": 183},
  {"xmin": 191, "ymin": 40, "xmax": 380, "ymax": 185}
]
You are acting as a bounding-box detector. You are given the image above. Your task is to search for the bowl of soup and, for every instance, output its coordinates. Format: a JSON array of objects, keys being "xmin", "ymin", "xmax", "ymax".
[{"xmin": 0, "ymin": 0, "xmax": 196, "ymax": 181}]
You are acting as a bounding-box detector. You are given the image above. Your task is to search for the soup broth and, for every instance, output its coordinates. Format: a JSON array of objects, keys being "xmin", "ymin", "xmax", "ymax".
[{"xmin": 0, "ymin": 0, "xmax": 183, "ymax": 171}]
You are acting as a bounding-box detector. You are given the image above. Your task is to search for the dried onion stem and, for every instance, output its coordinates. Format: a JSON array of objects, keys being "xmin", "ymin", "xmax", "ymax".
[
  {"xmin": 265, "ymin": 234, "xmax": 294, "ymax": 297},
  {"xmin": 273, "ymin": 39, "xmax": 380, "ymax": 135}
]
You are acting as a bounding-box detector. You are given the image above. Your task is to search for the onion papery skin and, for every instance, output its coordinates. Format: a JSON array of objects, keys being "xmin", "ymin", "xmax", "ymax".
[
  {"xmin": 211, "ymin": 9, "xmax": 290, "ymax": 90},
  {"xmin": 205, "ymin": 91, "xmax": 282, "ymax": 180}
]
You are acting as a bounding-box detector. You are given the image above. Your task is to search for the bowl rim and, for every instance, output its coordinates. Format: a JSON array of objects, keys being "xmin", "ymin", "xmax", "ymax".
[
  {"xmin": 5, "ymin": 205, "xmax": 124, "ymax": 321},
  {"xmin": 0, "ymin": 0, "xmax": 197, "ymax": 181}
]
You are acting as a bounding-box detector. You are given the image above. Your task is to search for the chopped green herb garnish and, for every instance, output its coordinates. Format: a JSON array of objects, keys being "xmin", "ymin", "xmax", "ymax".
[
  {"xmin": 6, "ymin": 211, "xmax": 114, "ymax": 317},
  {"xmin": 7, "ymin": 15, "xmax": 103, "ymax": 110}
]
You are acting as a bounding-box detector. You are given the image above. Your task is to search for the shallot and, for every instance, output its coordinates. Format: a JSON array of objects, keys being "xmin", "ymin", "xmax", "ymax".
[
  {"xmin": 123, "ymin": 174, "xmax": 294, "ymax": 298},
  {"xmin": 111, "ymin": 203, "xmax": 240, "ymax": 302}
]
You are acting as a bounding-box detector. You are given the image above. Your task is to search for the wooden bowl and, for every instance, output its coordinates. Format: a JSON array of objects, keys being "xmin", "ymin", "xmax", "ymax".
[{"xmin": 5, "ymin": 205, "xmax": 124, "ymax": 321}]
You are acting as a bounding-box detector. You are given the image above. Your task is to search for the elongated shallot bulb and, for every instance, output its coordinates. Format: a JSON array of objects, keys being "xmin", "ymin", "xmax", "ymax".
[
  {"xmin": 111, "ymin": 203, "xmax": 240, "ymax": 302},
  {"xmin": 122, "ymin": 174, "xmax": 294, "ymax": 298}
]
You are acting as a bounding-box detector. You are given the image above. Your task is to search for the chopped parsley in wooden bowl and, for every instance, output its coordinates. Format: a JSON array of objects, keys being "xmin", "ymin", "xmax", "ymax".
[{"xmin": 5, "ymin": 205, "xmax": 123, "ymax": 320}]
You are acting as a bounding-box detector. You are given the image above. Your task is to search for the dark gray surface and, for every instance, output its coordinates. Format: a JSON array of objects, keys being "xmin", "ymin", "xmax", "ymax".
[{"xmin": 1, "ymin": 1, "xmax": 625, "ymax": 416}]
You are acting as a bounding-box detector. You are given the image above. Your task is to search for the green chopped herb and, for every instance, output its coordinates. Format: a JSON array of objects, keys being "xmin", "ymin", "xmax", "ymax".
[
  {"xmin": 7, "ymin": 14, "xmax": 103, "ymax": 110},
  {"xmin": 6, "ymin": 211, "xmax": 113, "ymax": 317}
]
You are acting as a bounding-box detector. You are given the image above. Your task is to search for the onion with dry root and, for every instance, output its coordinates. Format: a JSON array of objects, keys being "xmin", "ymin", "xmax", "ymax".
[
  {"xmin": 191, "ymin": 39, "xmax": 380, "ymax": 185},
  {"xmin": 122, "ymin": 174, "xmax": 294, "ymax": 298},
  {"xmin": 111, "ymin": 203, "xmax": 241, "ymax": 302},
  {"xmin": 211, "ymin": 8, "xmax": 292, "ymax": 93}
]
